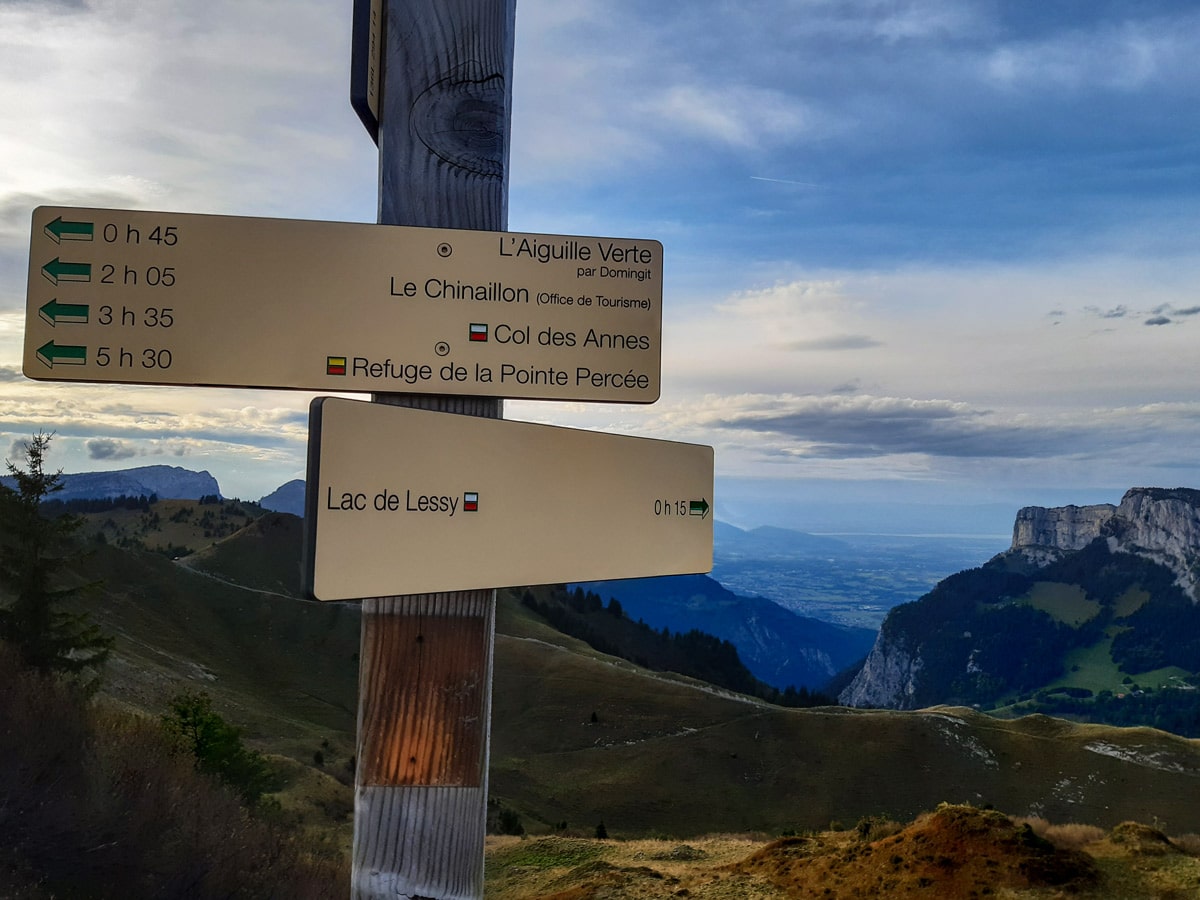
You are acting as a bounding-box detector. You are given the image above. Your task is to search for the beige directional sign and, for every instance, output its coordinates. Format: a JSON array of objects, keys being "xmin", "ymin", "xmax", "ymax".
[
  {"xmin": 304, "ymin": 398, "xmax": 713, "ymax": 600},
  {"xmin": 23, "ymin": 206, "xmax": 662, "ymax": 402}
]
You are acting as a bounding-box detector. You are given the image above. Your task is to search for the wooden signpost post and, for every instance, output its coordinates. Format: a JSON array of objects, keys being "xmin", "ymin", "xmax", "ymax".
[{"xmin": 353, "ymin": 2, "xmax": 513, "ymax": 897}]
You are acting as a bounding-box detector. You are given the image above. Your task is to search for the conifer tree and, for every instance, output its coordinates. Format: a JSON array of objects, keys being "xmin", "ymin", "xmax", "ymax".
[{"xmin": 0, "ymin": 432, "xmax": 111, "ymax": 686}]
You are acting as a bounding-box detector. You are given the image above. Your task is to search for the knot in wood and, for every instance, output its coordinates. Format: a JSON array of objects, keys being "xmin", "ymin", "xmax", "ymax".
[{"xmin": 412, "ymin": 61, "xmax": 506, "ymax": 177}]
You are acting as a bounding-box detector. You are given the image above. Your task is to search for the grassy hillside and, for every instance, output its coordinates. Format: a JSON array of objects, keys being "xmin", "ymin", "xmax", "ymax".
[
  {"xmin": 77, "ymin": 497, "xmax": 267, "ymax": 558},
  {"xmin": 12, "ymin": 505, "xmax": 1200, "ymax": 845}
]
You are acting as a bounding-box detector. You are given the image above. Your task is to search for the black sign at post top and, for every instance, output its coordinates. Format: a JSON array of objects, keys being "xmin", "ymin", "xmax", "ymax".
[{"xmin": 351, "ymin": 0, "xmax": 382, "ymax": 144}]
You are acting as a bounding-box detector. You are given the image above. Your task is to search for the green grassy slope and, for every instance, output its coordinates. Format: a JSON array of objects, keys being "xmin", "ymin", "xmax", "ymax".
[{"xmin": 34, "ymin": 513, "xmax": 1200, "ymax": 841}]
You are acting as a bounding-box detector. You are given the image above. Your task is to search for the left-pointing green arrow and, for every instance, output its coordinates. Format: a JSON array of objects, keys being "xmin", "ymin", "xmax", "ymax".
[
  {"xmin": 43, "ymin": 216, "xmax": 94, "ymax": 244},
  {"xmin": 39, "ymin": 299, "xmax": 89, "ymax": 326},
  {"xmin": 36, "ymin": 340, "xmax": 87, "ymax": 367},
  {"xmin": 41, "ymin": 258, "xmax": 91, "ymax": 285},
  {"xmin": 689, "ymin": 499, "xmax": 711, "ymax": 518}
]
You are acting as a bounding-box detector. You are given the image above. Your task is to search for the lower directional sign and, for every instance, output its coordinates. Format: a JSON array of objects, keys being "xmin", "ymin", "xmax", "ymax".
[{"xmin": 303, "ymin": 399, "xmax": 713, "ymax": 600}]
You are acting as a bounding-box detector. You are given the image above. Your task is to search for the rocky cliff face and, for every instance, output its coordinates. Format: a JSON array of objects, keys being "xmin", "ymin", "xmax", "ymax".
[
  {"xmin": 1011, "ymin": 503, "xmax": 1116, "ymax": 554},
  {"xmin": 837, "ymin": 633, "xmax": 923, "ymax": 709},
  {"xmin": 1105, "ymin": 488, "xmax": 1200, "ymax": 601},
  {"xmin": 1010, "ymin": 487, "xmax": 1200, "ymax": 601},
  {"xmin": 840, "ymin": 487, "xmax": 1200, "ymax": 709}
]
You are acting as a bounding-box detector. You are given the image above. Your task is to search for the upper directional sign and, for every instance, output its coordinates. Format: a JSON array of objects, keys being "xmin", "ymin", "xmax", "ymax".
[
  {"xmin": 304, "ymin": 398, "xmax": 714, "ymax": 600},
  {"xmin": 23, "ymin": 206, "xmax": 663, "ymax": 402}
]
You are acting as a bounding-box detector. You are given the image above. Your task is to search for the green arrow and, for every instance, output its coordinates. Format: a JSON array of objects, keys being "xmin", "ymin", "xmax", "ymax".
[
  {"xmin": 43, "ymin": 216, "xmax": 94, "ymax": 244},
  {"xmin": 36, "ymin": 340, "xmax": 87, "ymax": 368},
  {"xmin": 38, "ymin": 299, "xmax": 89, "ymax": 326},
  {"xmin": 41, "ymin": 258, "xmax": 91, "ymax": 285},
  {"xmin": 689, "ymin": 499, "xmax": 710, "ymax": 518}
]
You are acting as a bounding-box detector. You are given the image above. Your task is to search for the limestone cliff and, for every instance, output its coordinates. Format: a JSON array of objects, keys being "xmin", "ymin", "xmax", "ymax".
[
  {"xmin": 1011, "ymin": 488, "xmax": 1200, "ymax": 601},
  {"xmin": 1105, "ymin": 488, "xmax": 1200, "ymax": 601},
  {"xmin": 1011, "ymin": 503, "xmax": 1116, "ymax": 556},
  {"xmin": 837, "ymin": 632, "xmax": 923, "ymax": 709},
  {"xmin": 840, "ymin": 487, "xmax": 1200, "ymax": 709}
]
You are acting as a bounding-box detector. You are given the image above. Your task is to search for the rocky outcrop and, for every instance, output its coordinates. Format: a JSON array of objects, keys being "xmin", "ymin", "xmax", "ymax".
[
  {"xmin": 1105, "ymin": 488, "xmax": 1200, "ymax": 601},
  {"xmin": 1008, "ymin": 488, "xmax": 1200, "ymax": 600},
  {"xmin": 1011, "ymin": 503, "xmax": 1116, "ymax": 553},
  {"xmin": 838, "ymin": 633, "xmax": 923, "ymax": 709}
]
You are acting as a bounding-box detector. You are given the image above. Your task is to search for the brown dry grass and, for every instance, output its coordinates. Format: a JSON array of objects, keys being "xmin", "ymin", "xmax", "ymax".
[
  {"xmin": 1014, "ymin": 815, "xmax": 1108, "ymax": 851},
  {"xmin": 486, "ymin": 805, "xmax": 1200, "ymax": 899},
  {"xmin": 730, "ymin": 804, "xmax": 1098, "ymax": 899},
  {"xmin": 0, "ymin": 645, "xmax": 349, "ymax": 899}
]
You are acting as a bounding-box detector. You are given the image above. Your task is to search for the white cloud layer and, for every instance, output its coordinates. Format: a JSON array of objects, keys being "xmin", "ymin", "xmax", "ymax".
[{"xmin": 2, "ymin": 0, "xmax": 1199, "ymax": 530}]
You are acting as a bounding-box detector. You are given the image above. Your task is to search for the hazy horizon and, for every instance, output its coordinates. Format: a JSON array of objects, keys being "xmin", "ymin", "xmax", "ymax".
[{"xmin": 4, "ymin": 1, "xmax": 1199, "ymax": 524}]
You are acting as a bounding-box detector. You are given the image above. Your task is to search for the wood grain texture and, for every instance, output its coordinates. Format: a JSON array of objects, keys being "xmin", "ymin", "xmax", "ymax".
[
  {"xmin": 354, "ymin": 0, "xmax": 514, "ymax": 895},
  {"xmin": 358, "ymin": 595, "xmax": 491, "ymax": 786},
  {"xmin": 377, "ymin": 0, "xmax": 516, "ymax": 230},
  {"xmin": 353, "ymin": 786, "xmax": 488, "ymax": 899}
]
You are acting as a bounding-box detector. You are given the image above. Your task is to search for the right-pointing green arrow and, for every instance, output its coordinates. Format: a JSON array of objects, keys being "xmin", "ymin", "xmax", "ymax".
[
  {"xmin": 41, "ymin": 258, "xmax": 91, "ymax": 285},
  {"xmin": 689, "ymin": 499, "xmax": 710, "ymax": 518},
  {"xmin": 36, "ymin": 340, "xmax": 87, "ymax": 368},
  {"xmin": 39, "ymin": 299, "xmax": 89, "ymax": 326},
  {"xmin": 44, "ymin": 216, "xmax": 95, "ymax": 244}
]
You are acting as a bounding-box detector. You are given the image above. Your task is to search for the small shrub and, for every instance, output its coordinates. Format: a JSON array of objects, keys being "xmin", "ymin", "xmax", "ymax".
[
  {"xmin": 1171, "ymin": 833, "xmax": 1200, "ymax": 857},
  {"xmin": 855, "ymin": 815, "xmax": 904, "ymax": 842},
  {"xmin": 497, "ymin": 807, "xmax": 524, "ymax": 836},
  {"xmin": 161, "ymin": 690, "xmax": 280, "ymax": 806}
]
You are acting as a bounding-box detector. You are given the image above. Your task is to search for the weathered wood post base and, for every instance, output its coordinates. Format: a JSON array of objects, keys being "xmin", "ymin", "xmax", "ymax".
[{"xmin": 354, "ymin": 593, "xmax": 496, "ymax": 899}]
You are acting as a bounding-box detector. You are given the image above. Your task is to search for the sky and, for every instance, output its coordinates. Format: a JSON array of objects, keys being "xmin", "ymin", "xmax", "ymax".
[{"xmin": 2, "ymin": 0, "xmax": 1199, "ymax": 535}]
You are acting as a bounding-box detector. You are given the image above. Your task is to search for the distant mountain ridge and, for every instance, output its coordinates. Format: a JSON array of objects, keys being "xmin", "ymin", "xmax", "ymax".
[
  {"xmin": 259, "ymin": 479, "xmax": 305, "ymax": 516},
  {"xmin": 713, "ymin": 521, "xmax": 850, "ymax": 556},
  {"xmin": 3, "ymin": 464, "xmax": 221, "ymax": 503},
  {"xmin": 841, "ymin": 487, "xmax": 1200, "ymax": 716},
  {"xmin": 575, "ymin": 573, "xmax": 875, "ymax": 690}
]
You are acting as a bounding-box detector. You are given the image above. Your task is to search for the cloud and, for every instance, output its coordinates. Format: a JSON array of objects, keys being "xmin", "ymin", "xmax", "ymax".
[
  {"xmin": 675, "ymin": 393, "xmax": 1068, "ymax": 460},
  {"xmin": 86, "ymin": 438, "xmax": 137, "ymax": 460},
  {"xmin": 1084, "ymin": 305, "xmax": 1129, "ymax": 319},
  {"xmin": 779, "ymin": 335, "xmax": 883, "ymax": 352},
  {"xmin": 638, "ymin": 84, "xmax": 818, "ymax": 150},
  {"xmin": 984, "ymin": 17, "xmax": 1193, "ymax": 93},
  {"xmin": 672, "ymin": 393, "xmax": 1200, "ymax": 465},
  {"xmin": 0, "ymin": 0, "xmax": 375, "ymax": 225},
  {"xmin": 6, "ymin": 438, "xmax": 31, "ymax": 461},
  {"xmin": 1145, "ymin": 315, "xmax": 1172, "ymax": 326}
]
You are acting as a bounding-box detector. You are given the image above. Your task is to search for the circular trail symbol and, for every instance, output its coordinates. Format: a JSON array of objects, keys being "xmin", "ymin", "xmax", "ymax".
[
  {"xmin": 434, "ymin": 342, "xmax": 451, "ymax": 357},
  {"xmin": 437, "ymin": 243, "xmax": 453, "ymax": 258}
]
